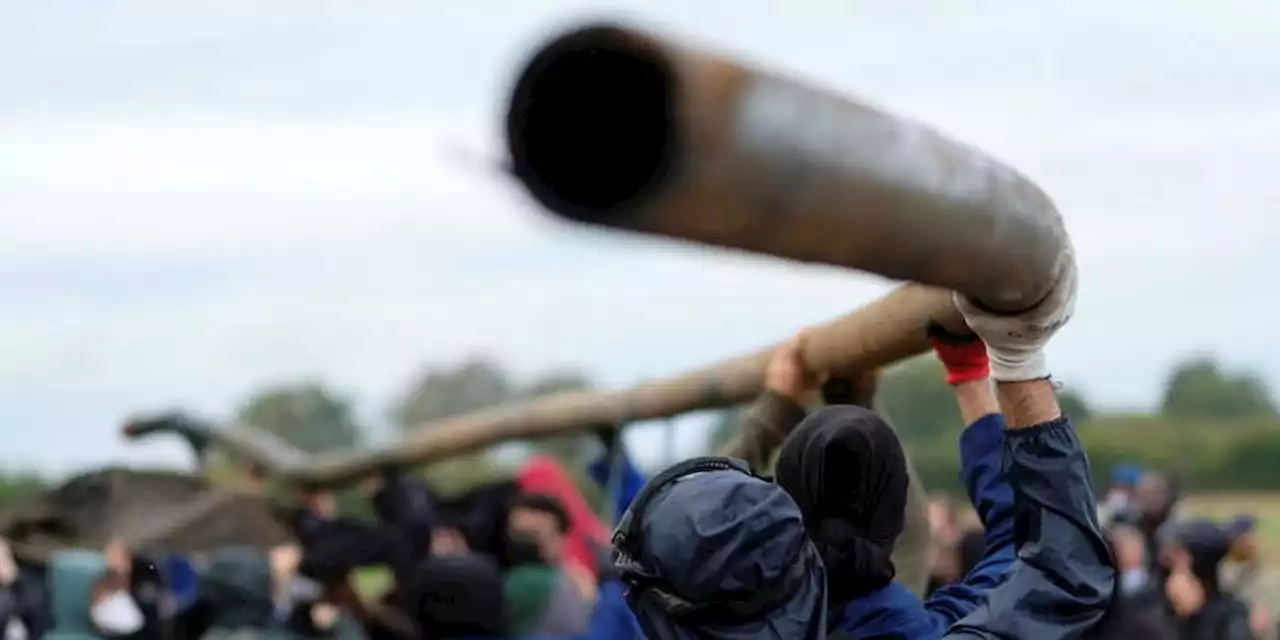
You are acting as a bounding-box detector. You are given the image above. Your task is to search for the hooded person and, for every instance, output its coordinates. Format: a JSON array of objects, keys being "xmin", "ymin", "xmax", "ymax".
[
  {"xmin": 601, "ymin": 333, "xmax": 933, "ymax": 598},
  {"xmin": 501, "ymin": 495, "xmax": 594, "ymax": 637},
  {"xmin": 1219, "ymin": 514, "xmax": 1265, "ymax": 608},
  {"xmin": 774, "ymin": 327, "xmax": 1018, "ymax": 638},
  {"xmin": 1164, "ymin": 520, "xmax": 1253, "ymax": 640},
  {"xmin": 361, "ymin": 466, "xmax": 440, "ymax": 583},
  {"xmin": 514, "ymin": 455, "xmax": 611, "ymax": 591},
  {"xmin": 708, "ymin": 332, "xmax": 935, "ymax": 598},
  {"xmin": 406, "ymin": 553, "xmax": 508, "ymax": 640},
  {"xmin": 612, "ymin": 456, "xmax": 828, "ymax": 640},
  {"xmin": 437, "ymin": 481, "xmax": 523, "ymax": 562}
]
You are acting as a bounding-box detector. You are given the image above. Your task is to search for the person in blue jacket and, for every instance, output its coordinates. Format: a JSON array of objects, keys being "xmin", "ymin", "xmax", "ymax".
[
  {"xmin": 612, "ymin": 456, "xmax": 829, "ymax": 640},
  {"xmin": 775, "ymin": 323, "xmax": 1017, "ymax": 638},
  {"xmin": 614, "ymin": 254, "xmax": 1115, "ymax": 639},
  {"xmin": 597, "ymin": 330, "xmax": 1014, "ymax": 640},
  {"xmin": 940, "ymin": 256, "xmax": 1115, "ymax": 639}
]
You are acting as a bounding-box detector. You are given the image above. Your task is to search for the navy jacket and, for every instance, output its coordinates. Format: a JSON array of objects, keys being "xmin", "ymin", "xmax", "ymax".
[
  {"xmin": 829, "ymin": 413, "xmax": 1017, "ymax": 638},
  {"xmin": 941, "ymin": 417, "xmax": 1115, "ymax": 640}
]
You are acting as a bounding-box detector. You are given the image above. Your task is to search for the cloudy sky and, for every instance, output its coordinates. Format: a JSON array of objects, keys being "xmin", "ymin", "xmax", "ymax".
[{"xmin": 2, "ymin": 0, "xmax": 1277, "ymax": 475}]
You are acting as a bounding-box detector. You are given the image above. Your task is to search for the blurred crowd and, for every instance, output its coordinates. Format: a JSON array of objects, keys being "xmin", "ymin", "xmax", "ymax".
[
  {"xmin": 0, "ymin": 439, "xmax": 645, "ymax": 640},
  {"xmin": 926, "ymin": 464, "xmax": 1272, "ymax": 640},
  {"xmin": 0, "ymin": 405, "xmax": 1274, "ymax": 640}
]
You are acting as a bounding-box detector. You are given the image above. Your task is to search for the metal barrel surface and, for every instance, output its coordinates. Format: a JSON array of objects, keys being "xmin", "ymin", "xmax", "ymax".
[{"xmin": 505, "ymin": 24, "xmax": 1068, "ymax": 312}]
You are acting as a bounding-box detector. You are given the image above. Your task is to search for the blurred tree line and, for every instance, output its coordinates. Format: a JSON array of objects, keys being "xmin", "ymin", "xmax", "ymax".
[
  {"xmin": 711, "ymin": 354, "xmax": 1279, "ymax": 493},
  {"xmin": 0, "ymin": 353, "xmax": 1276, "ymax": 512},
  {"xmin": 213, "ymin": 359, "xmax": 603, "ymax": 514}
]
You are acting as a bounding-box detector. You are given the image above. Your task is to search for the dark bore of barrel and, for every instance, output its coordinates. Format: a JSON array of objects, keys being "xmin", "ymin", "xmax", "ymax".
[{"xmin": 506, "ymin": 26, "xmax": 678, "ymax": 219}]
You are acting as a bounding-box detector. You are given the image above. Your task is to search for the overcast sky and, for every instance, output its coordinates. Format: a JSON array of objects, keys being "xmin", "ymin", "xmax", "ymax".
[{"xmin": 2, "ymin": 0, "xmax": 1277, "ymax": 475}]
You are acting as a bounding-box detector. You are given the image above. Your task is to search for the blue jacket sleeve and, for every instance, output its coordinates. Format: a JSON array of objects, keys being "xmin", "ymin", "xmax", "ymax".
[
  {"xmin": 923, "ymin": 413, "xmax": 1017, "ymax": 629},
  {"xmin": 587, "ymin": 449, "xmax": 646, "ymax": 523},
  {"xmin": 582, "ymin": 580, "xmax": 645, "ymax": 639},
  {"xmin": 942, "ymin": 417, "xmax": 1116, "ymax": 640}
]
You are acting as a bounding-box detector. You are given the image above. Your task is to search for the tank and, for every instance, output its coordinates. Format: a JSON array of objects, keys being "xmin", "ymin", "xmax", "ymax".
[
  {"xmin": 0, "ymin": 415, "xmax": 297, "ymax": 565},
  {"xmin": 0, "ymin": 467, "xmax": 292, "ymax": 565}
]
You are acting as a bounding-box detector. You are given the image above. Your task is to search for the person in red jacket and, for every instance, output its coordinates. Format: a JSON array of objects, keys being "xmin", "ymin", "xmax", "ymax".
[{"xmin": 513, "ymin": 456, "xmax": 609, "ymax": 599}]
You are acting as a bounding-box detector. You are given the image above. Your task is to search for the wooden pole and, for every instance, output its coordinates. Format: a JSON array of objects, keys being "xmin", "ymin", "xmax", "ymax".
[{"xmin": 286, "ymin": 283, "xmax": 962, "ymax": 486}]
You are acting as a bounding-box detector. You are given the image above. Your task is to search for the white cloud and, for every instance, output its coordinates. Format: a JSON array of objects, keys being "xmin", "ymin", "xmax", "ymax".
[{"xmin": 2, "ymin": 0, "xmax": 1278, "ymax": 475}]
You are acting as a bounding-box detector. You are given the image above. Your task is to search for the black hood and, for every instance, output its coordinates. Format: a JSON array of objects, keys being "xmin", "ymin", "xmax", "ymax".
[
  {"xmin": 1175, "ymin": 519, "xmax": 1232, "ymax": 592},
  {"xmin": 775, "ymin": 405, "xmax": 908, "ymax": 605}
]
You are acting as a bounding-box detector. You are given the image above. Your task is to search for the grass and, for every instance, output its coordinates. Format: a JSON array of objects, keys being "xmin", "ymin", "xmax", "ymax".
[
  {"xmin": 354, "ymin": 566, "xmax": 393, "ymax": 600},
  {"xmin": 1183, "ymin": 493, "xmax": 1280, "ymax": 550}
]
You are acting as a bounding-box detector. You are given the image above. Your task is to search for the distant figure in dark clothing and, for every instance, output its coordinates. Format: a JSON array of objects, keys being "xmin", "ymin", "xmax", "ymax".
[
  {"xmin": 438, "ymin": 480, "xmax": 521, "ymax": 562},
  {"xmin": 1220, "ymin": 514, "xmax": 1266, "ymax": 624},
  {"xmin": 1134, "ymin": 471, "xmax": 1182, "ymax": 575},
  {"xmin": 506, "ymin": 493, "xmax": 572, "ymax": 569},
  {"xmin": 291, "ymin": 485, "xmax": 395, "ymax": 585},
  {"xmin": 512, "ymin": 456, "xmax": 612, "ymax": 598},
  {"xmin": 1088, "ymin": 524, "xmax": 1176, "ymax": 640},
  {"xmin": 362, "ymin": 467, "xmax": 439, "ymax": 560},
  {"xmin": 0, "ymin": 539, "xmax": 50, "ymax": 640},
  {"xmin": 406, "ymin": 554, "xmax": 508, "ymax": 640},
  {"xmin": 357, "ymin": 466, "xmax": 441, "ymax": 616},
  {"xmin": 502, "ymin": 493, "xmax": 593, "ymax": 636},
  {"xmin": 1165, "ymin": 520, "xmax": 1252, "ymax": 640}
]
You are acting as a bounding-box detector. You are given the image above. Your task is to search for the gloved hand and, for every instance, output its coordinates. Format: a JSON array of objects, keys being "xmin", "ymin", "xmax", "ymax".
[
  {"xmin": 927, "ymin": 323, "xmax": 989, "ymax": 385},
  {"xmin": 954, "ymin": 249, "xmax": 1078, "ymax": 381}
]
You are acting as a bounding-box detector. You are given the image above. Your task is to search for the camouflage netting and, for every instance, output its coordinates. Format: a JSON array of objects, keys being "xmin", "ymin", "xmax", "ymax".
[{"xmin": 0, "ymin": 467, "xmax": 292, "ymax": 564}]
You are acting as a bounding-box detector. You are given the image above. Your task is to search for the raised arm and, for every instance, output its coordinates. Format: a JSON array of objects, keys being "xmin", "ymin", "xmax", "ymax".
[
  {"xmin": 585, "ymin": 400, "xmax": 823, "ymax": 526},
  {"xmin": 921, "ymin": 327, "xmax": 1016, "ymax": 628},
  {"xmin": 943, "ymin": 253, "xmax": 1116, "ymax": 640},
  {"xmin": 716, "ymin": 332, "xmax": 814, "ymax": 472}
]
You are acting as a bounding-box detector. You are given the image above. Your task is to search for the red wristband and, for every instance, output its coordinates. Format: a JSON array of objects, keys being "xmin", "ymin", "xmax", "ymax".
[{"xmin": 930, "ymin": 338, "xmax": 990, "ymax": 385}]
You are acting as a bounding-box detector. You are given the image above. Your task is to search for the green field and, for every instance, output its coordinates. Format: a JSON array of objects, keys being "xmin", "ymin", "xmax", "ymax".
[
  {"xmin": 355, "ymin": 566, "xmax": 393, "ymax": 599},
  {"xmin": 1184, "ymin": 493, "xmax": 1280, "ymax": 551}
]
